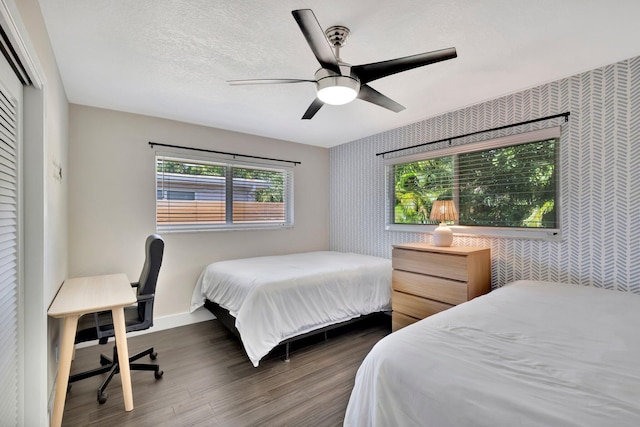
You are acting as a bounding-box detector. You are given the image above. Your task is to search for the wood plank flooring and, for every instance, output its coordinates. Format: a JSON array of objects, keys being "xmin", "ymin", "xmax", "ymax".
[{"xmin": 62, "ymin": 315, "xmax": 390, "ymax": 426}]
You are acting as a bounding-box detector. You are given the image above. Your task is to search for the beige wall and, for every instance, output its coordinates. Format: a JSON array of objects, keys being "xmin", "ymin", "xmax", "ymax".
[
  {"xmin": 68, "ymin": 104, "xmax": 329, "ymax": 317},
  {"xmin": 17, "ymin": 0, "xmax": 68, "ymax": 303}
]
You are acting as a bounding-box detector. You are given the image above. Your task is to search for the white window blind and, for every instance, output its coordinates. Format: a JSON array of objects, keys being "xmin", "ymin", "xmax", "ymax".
[
  {"xmin": 456, "ymin": 139, "xmax": 557, "ymax": 228},
  {"xmin": 156, "ymin": 154, "xmax": 293, "ymax": 232},
  {"xmin": 0, "ymin": 80, "xmax": 18, "ymax": 425},
  {"xmin": 386, "ymin": 127, "xmax": 561, "ymax": 239}
]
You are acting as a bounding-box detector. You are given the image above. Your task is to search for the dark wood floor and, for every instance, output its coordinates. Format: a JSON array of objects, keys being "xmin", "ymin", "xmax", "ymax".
[{"xmin": 62, "ymin": 314, "xmax": 390, "ymax": 426}]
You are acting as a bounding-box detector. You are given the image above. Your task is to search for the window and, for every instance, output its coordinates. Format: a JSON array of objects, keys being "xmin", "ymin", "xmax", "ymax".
[
  {"xmin": 386, "ymin": 127, "xmax": 560, "ymax": 240},
  {"xmin": 156, "ymin": 154, "xmax": 293, "ymax": 232}
]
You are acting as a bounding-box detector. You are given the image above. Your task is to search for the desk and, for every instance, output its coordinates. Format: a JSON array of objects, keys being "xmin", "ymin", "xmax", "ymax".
[{"xmin": 48, "ymin": 274, "xmax": 137, "ymax": 427}]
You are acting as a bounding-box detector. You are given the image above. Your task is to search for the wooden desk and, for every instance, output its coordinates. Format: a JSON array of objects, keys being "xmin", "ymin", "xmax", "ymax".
[{"xmin": 47, "ymin": 274, "xmax": 137, "ymax": 427}]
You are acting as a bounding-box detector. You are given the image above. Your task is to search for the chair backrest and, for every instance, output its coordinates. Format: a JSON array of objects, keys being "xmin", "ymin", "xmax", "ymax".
[{"xmin": 136, "ymin": 234, "xmax": 164, "ymax": 321}]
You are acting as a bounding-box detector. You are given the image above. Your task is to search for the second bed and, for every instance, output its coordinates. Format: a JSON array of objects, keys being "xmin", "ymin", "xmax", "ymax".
[
  {"xmin": 190, "ymin": 251, "xmax": 392, "ymax": 366},
  {"xmin": 344, "ymin": 280, "xmax": 640, "ymax": 426}
]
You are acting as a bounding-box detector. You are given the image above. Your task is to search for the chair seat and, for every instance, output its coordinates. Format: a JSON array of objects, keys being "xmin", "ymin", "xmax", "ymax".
[{"xmin": 75, "ymin": 305, "xmax": 152, "ymax": 344}]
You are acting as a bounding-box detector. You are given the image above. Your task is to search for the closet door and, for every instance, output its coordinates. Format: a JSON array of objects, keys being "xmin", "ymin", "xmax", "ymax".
[{"xmin": 0, "ymin": 49, "xmax": 23, "ymax": 427}]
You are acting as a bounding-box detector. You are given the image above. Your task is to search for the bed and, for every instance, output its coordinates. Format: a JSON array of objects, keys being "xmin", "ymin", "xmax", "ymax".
[
  {"xmin": 344, "ymin": 280, "xmax": 640, "ymax": 426},
  {"xmin": 190, "ymin": 251, "xmax": 392, "ymax": 367}
]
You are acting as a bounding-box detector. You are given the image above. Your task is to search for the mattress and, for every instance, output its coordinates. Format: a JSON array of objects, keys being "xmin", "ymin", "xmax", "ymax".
[
  {"xmin": 190, "ymin": 251, "xmax": 392, "ymax": 366},
  {"xmin": 344, "ymin": 280, "xmax": 640, "ymax": 426}
]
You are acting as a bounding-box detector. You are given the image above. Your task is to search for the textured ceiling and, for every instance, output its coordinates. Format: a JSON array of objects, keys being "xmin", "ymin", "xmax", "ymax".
[{"xmin": 38, "ymin": 0, "xmax": 640, "ymax": 148}]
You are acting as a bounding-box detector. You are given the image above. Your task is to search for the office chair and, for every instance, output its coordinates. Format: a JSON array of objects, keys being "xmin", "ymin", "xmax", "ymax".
[{"xmin": 69, "ymin": 234, "xmax": 165, "ymax": 404}]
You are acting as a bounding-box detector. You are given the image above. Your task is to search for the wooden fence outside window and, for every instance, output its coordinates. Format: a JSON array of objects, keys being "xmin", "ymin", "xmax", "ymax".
[{"xmin": 157, "ymin": 200, "xmax": 285, "ymax": 224}]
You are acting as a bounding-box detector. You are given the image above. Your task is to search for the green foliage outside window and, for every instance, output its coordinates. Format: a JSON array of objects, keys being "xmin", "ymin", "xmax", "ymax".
[
  {"xmin": 157, "ymin": 159, "xmax": 225, "ymax": 177},
  {"xmin": 158, "ymin": 160, "xmax": 284, "ymax": 203},
  {"xmin": 233, "ymin": 167, "xmax": 285, "ymax": 203},
  {"xmin": 392, "ymin": 139, "xmax": 557, "ymax": 228},
  {"xmin": 458, "ymin": 140, "xmax": 556, "ymax": 227},
  {"xmin": 394, "ymin": 157, "xmax": 453, "ymax": 224}
]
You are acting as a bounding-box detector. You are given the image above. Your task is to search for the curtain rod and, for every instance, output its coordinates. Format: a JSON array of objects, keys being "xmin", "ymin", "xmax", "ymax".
[
  {"xmin": 376, "ymin": 112, "xmax": 570, "ymax": 157},
  {"xmin": 148, "ymin": 142, "xmax": 301, "ymax": 166}
]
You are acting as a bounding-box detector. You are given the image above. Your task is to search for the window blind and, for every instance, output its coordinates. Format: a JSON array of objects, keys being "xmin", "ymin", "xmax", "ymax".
[
  {"xmin": 388, "ymin": 127, "xmax": 559, "ymax": 230},
  {"xmin": 0, "ymin": 81, "xmax": 18, "ymax": 425},
  {"xmin": 456, "ymin": 139, "xmax": 557, "ymax": 228},
  {"xmin": 156, "ymin": 155, "xmax": 293, "ymax": 231},
  {"xmin": 156, "ymin": 157, "xmax": 227, "ymax": 226}
]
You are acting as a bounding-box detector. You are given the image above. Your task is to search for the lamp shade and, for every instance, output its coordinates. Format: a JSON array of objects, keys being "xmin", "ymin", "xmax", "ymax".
[
  {"xmin": 430, "ymin": 200, "xmax": 458, "ymax": 247},
  {"xmin": 429, "ymin": 200, "xmax": 459, "ymax": 223}
]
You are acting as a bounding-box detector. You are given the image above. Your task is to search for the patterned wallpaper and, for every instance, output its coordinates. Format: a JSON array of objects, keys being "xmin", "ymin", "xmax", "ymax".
[{"xmin": 330, "ymin": 55, "xmax": 640, "ymax": 293}]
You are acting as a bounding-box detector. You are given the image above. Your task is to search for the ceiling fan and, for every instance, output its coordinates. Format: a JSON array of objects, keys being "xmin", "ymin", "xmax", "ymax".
[{"xmin": 228, "ymin": 9, "xmax": 457, "ymax": 120}]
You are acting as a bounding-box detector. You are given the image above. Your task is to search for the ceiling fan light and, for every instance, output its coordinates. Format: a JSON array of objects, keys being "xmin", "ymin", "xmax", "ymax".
[{"xmin": 316, "ymin": 75, "xmax": 360, "ymax": 105}]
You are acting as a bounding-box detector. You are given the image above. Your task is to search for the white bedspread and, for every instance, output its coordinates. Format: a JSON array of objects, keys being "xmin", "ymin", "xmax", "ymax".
[
  {"xmin": 344, "ymin": 280, "xmax": 640, "ymax": 427},
  {"xmin": 190, "ymin": 251, "xmax": 391, "ymax": 366}
]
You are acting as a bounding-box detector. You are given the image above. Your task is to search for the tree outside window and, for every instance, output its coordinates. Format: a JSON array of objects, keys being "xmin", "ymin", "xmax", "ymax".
[{"xmin": 391, "ymin": 138, "xmax": 557, "ymax": 229}]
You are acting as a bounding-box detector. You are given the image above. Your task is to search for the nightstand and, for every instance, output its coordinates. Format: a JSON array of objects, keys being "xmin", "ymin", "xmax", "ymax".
[{"xmin": 391, "ymin": 243, "xmax": 491, "ymax": 331}]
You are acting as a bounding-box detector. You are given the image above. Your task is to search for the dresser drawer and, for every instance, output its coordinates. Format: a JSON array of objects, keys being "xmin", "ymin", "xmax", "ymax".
[
  {"xmin": 392, "ymin": 311, "xmax": 419, "ymax": 332},
  {"xmin": 392, "ymin": 290, "xmax": 453, "ymax": 319},
  {"xmin": 393, "ymin": 270, "xmax": 468, "ymax": 305},
  {"xmin": 392, "ymin": 248, "xmax": 469, "ymax": 281}
]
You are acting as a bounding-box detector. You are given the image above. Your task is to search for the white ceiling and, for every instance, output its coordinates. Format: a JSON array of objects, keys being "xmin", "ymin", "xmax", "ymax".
[{"xmin": 38, "ymin": 0, "xmax": 640, "ymax": 148}]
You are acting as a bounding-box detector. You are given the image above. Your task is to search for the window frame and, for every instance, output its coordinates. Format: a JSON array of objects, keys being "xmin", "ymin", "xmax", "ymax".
[
  {"xmin": 385, "ymin": 127, "xmax": 562, "ymax": 241},
  {"xmin": 155, "ymin": 151, "xmax": 294, "ymax": 233}
]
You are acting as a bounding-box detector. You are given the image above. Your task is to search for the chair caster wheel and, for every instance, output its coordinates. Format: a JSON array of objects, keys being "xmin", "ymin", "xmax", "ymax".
[
  {"xmin": 154, "ymin": 370, "xmax": 164, "ymax": 379},
  {"xmin": 150, "ymin": 351, "xmax": 158, "ymax": 360},
  {"xmin": 98, "ymin": 392, "xmax": 108, "ymax": 404}
]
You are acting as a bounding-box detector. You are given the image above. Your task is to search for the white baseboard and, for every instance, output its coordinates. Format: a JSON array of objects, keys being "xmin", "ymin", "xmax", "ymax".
[
  {"xmin": 75, "ymin": 309, "xmax": 216, "ymax": 348},
  {"xmin": 137, "ymin": 309, "xmax": 216, "ymax": 335}
]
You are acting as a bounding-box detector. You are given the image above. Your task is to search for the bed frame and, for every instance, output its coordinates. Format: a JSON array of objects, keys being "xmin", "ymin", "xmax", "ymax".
[{"xmin": 204, "ymin": 299, "xmax": 389, "ymax": 363}]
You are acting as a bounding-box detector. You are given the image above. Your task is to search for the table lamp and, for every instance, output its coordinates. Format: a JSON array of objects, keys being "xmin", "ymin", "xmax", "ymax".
[{"xmin": 430, "ymin": 200, "xmax": 458, "ymax": 247}]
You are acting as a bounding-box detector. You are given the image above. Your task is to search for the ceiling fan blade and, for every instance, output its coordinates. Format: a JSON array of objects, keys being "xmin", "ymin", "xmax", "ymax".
[
  {"xmin": 302, "ymin": 98, "xmax": 324, "ymax": 120},
  {"xmin": 292, "ymin": 9, "xmax": 341, "ymax": 75},
  {"xmin": 228, "ymin": 78, "xmax": 315, "ymax": 86},
  {"xmin": 352, "ymin": 47, "xmax": 457, "ymax": 84},
  {"xmin": 357, "ymin": 84, "xmax": 405, "ymax": 113}
]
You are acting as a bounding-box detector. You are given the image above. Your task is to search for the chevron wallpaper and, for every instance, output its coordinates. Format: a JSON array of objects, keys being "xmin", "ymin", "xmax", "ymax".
[{"xmin": 330, "ymin": 55, "xmax": 640, "ymax": 293}]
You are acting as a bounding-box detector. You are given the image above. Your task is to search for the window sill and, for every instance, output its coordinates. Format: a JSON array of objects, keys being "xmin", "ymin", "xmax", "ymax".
[{"xmin": 385, "ymin": 224, "xmax": 561, "ymax": 241}]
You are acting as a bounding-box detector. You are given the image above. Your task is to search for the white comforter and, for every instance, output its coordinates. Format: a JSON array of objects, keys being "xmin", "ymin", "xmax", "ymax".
[
  {"xmin": 190, "ymin": 251, "xmax": 391, "ymax": 366},
  {"xmin": 344, "ymin": 280, "xmax": 640, "ymax": 427}
]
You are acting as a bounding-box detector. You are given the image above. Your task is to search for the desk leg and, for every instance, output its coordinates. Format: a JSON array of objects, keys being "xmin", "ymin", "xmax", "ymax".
[
  {"xmin": 111, "ymin": 307, "xmax": 134, "ymax": 411},
  {"xmin": 51, "ymin": 315, "xmax": 79, "ymax": 427}
]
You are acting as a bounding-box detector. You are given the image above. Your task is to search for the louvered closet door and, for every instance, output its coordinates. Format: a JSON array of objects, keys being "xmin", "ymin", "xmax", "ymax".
[{"xmin": 0, "ymin": 51, "xmax": 22, "ymax": 427}]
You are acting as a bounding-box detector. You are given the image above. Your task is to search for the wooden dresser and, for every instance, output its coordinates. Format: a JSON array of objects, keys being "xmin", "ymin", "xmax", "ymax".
[{"xmin": 391, "ymin": 243, "xmax": 491, "ymax": 331}]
